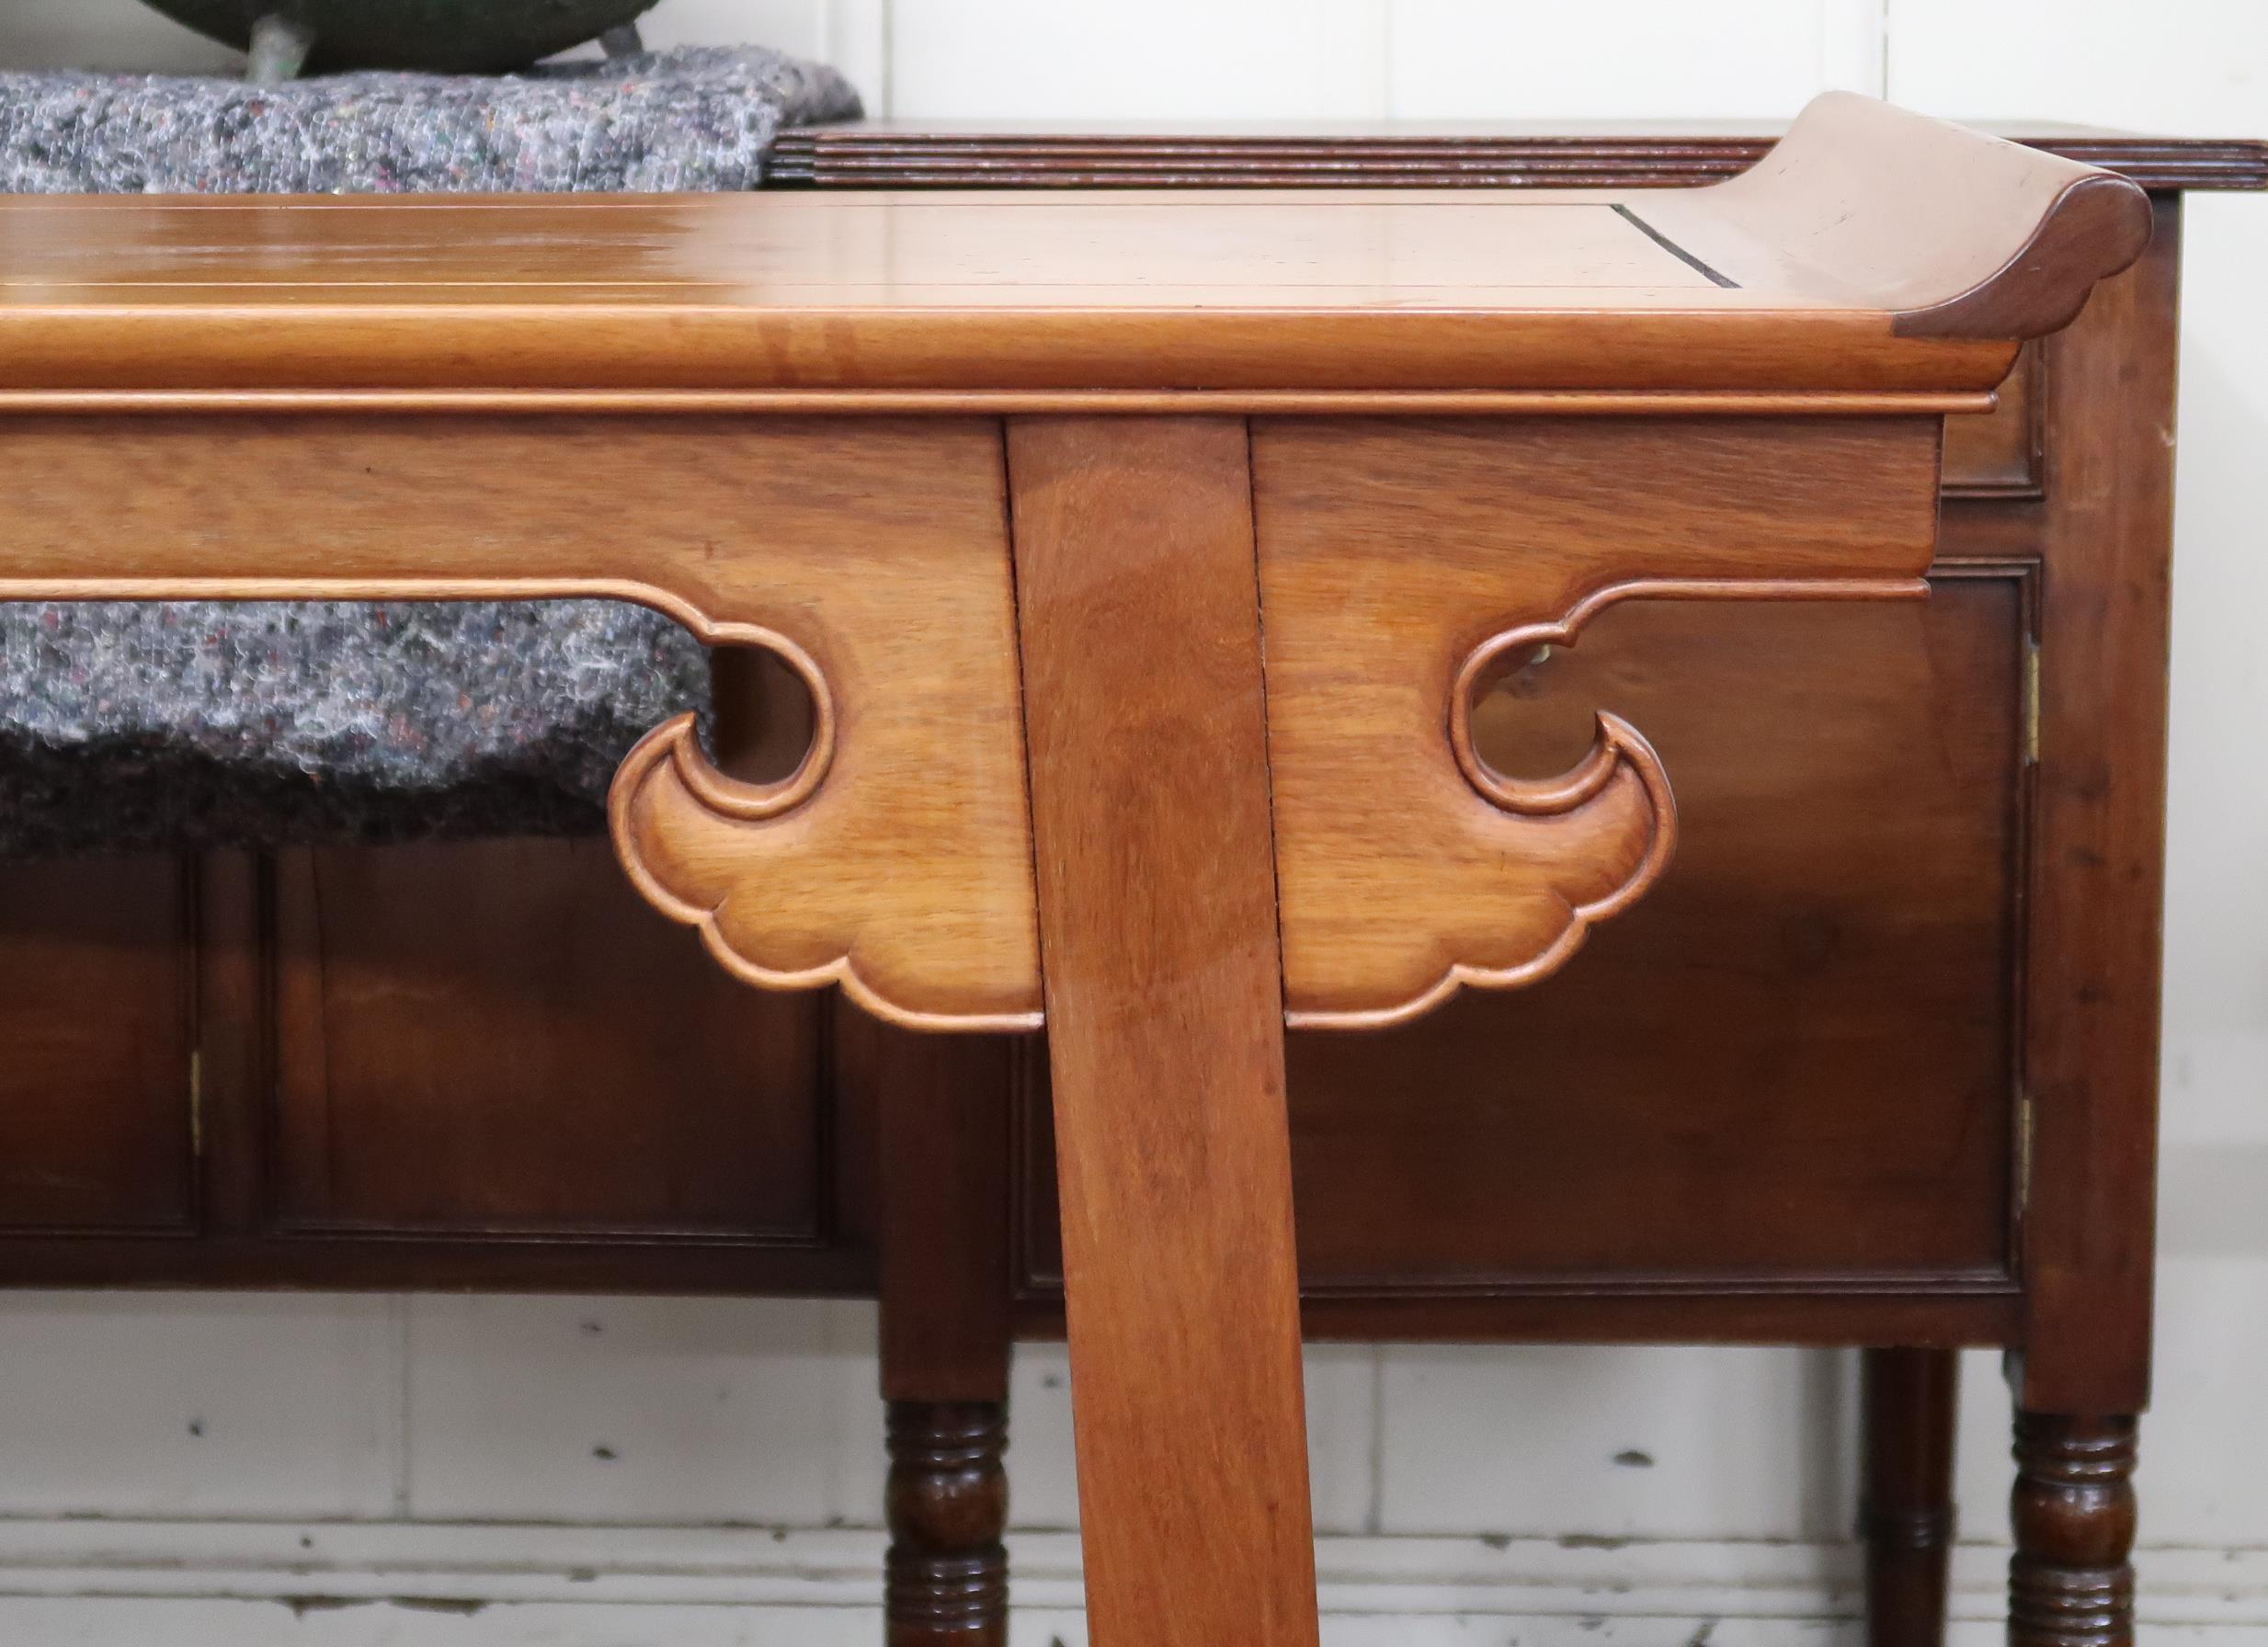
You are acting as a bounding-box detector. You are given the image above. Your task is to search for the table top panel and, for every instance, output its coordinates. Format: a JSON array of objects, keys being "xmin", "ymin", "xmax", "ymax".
[
  {"xmin": 0, "ymin": 192, "xmax": 1760, "ymax": 308},
  {"xmin": 0, "ymin": 96, "xmax": 2153, "ymax": 401}
]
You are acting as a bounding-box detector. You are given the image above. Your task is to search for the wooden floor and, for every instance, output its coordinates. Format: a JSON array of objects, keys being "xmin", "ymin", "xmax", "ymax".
[{"xmin": 0, "ymin": 1529, "xmax": 2264, "ymax": 1646}]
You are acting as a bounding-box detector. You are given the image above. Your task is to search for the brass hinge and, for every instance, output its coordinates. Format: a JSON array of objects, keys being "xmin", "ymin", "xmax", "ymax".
[
  {"xmin": 2014, "ymin": 1085, "xmax": 2034, "ymax": 1217},
  {"xmin": 2023, "ymin": 640, "xmax": 2042, "ymax": 767}
]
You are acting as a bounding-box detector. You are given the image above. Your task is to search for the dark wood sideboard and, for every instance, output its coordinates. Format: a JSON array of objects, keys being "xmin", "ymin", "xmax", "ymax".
[{"xmin": 1, "ymin": 125, "xmax": 2258, "ymax": 1647}]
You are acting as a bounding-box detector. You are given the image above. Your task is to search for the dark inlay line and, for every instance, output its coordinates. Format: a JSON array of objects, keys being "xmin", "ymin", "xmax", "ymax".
[{"xmin": 1612, "ymin": 203, "xmax": 1740, "ymax": 290}]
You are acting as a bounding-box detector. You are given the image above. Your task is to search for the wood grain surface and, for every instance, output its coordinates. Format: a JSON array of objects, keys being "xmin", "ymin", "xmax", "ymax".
[
  {"xmin": 269, "ymin": 838, "xmax": 826, "ymax": 1235},
  {"xmin": 1015, "ymin": 571, "xmax": 2031, "ymax": 1306},
  {"xmin": 0, "ymin": 102, "xmax": 2184, "ymax": 1641},
  {"xmin": 771, "ymin": 121, "xmax": 2268, "ymax": 195},
  {"xmin": 0, "ymin": 409, "xmax": 1965, "ymax": 1037},
  {"xmin": 1006, "ymin": 418, "xmax": 1319, "ymax": 1647},
  {"xmin": 0, "ymin": 415, "xmax": 1044, "ymax": 1030},
  {"xmin": 0, "ymin": 113, "xmax": 2197, "ymax": 1395},
  {"xmin": 1862, "ymin": 1347, "xmax": 1963, "ymax": 1647},
  {"xmin": 1254, "ymin": 415, "xmax": 1943, "ymax": 1025},
  {"xmin": 1639, "ymin": 94, "xmax": 2153, "ymax": 340},
  {"xmin": 849, "ymin": 1015, "xmax": 1016, "ymax": 1647},
  {"xmin": 0, "ymin": 856, "xmax": 195, "ymax": 1232},
  {"xmin": 2015, "ymin": 198, "xmax": 2182, "ymax": 1416},
  {"xmin": 0, "ymin": 97, "xmax": 2149, "ymax": 399},
  {"xmin": 0, "ymin": 388, "xmax": 2000, "ymax": 417}
]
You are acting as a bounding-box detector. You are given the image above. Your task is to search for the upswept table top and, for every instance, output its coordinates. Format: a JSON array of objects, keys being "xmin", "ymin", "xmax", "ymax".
[{"xmin": 0, "ymin": 95, "xmax": 2148, "ymax": 402}]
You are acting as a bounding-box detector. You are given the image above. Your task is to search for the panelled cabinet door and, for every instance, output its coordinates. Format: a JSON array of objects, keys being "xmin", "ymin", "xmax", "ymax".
[
  {"xmin": 0, "ymin": 855, "xmax": 196, "ymax": 1232},
  {"xmin": 268, "ymin": 838, "xmax": 829, "ymax": 1238},
  {"xmin": 1017, "ymin": 574, "xmax": 2026, "ymax": 1292},
  {"xmin": 0, "ymin": 841, "xmax": 851, "ymax": 1261}
]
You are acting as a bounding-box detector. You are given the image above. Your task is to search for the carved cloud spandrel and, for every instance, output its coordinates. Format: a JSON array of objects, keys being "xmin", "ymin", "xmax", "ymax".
[{"xmin": 1250, "ymin": 415, "xmax": 1943, "ymax": 1028}]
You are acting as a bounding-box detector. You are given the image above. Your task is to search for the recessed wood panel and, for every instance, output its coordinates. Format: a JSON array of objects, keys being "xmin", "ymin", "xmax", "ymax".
[
  {"xmin": 268, "ymin": 836, "xmax": 826, "ymax": 1238},
  {"xmin": 1020, "ymin": 576, "xmax": 2025, "ymax": 1289},
  {"xmin": 0, "ymin": 854, "xmax": 194, "ymax": 1231},
  {"xmin": 1943, "ymin": 345, "xmax": 2043, "ymax": 496}
]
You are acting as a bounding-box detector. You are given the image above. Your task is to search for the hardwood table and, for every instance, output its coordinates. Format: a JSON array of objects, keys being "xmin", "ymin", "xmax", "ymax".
[{"xmin": 0, "ymin": 95, "xmax": 2173, "ymax": 1643}]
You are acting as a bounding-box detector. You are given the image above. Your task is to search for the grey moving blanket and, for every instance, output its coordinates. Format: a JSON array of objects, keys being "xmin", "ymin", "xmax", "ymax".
[{"xmin": 0, "ymin": 46, "xmax": 860, "ymax": 852}]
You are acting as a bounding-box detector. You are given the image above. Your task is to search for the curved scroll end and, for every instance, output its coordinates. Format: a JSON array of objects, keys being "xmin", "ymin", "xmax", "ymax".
[
  {"xmin": 1707, "ymin": 92, "xmax": 2153, "ymax": 341},
  {"xmin": 1540, "ymin": 710, "xmax": 1680, "ymax": 929},
  {"xmin": 1438, "ymin": 708, "xmax": 1678, "ymax": 994},
  {"xmin": 1283, "ymin": 709, "xmax": 1679, "ymax": 1032},
  {"xmin": 610, "ymin": 713, "xmax": 1045, "ymax": 1035},
  {"xmin": 1892, "ymin": 168, "xmax": 2152, "ymax": 340}
]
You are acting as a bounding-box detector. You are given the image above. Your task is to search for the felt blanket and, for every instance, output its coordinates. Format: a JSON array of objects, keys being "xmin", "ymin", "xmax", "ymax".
[{"xmin": 0, "ymin": 46, "xmax": 860, "ymax": 852}]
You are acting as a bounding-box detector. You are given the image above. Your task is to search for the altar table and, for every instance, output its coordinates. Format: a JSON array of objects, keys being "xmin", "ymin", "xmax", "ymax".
[{"xmin": 0, "ymin": 94, "xmax": 2160, "ymax": 1644}]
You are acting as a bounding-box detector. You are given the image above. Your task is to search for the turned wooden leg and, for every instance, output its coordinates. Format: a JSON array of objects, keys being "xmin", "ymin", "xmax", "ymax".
[
  {"xmin": 886, "ymin": 1400, "xmax": 1009, "ymax": 1643},
  {"xmin": 2009, "ymin": 1412, "xmax": 2138, "ymax": 1647},
  {"xmin": 862, "ymin": 1019, "xmax": 1017, "ymax": 1647},
  {"xmin": 1861, "ymin": 1348, "xmax": 1959, "ymax": 1647}
]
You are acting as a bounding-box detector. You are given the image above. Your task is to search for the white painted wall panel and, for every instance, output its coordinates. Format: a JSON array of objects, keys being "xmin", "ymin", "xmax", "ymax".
[
  {"xmin": 1376, "ymin": 1345, "xmax": 1860, "ymax": 1539},
  {"xmin": 0, "ymin": 0, "xmax": 239, "ymax": 72},
  {"xmin": 886, "ymin": 0, "xmax": 1391, "ymax": 119},
  {"xmin": 642, "ymin": 0, "xmax": 831, "ymax": 61},
  {"xmin": 404, "ymin": 1296, "xmax": 875, "ymax": 1524},
  {"xmin": 0, "ymin": 0, "xmax": 884, "ymax": 111},
  {"xmin": 642, "ymin": 0, "xmax": 891, "ymax": 106},
  {"xmin": 0, "ymin": 1293, "xmax": 400, "ymax": 1517},
  {"xmin": 1386, "ymin": 0, "xmax": 1882, "ymax": 119},
  {"xmin": 1887, "ymin": 0, "xmax": 2268, "ymax": 1555},
  {"xmin": 1888, "ymin": 0, "xmax": 2264, "ymax": 132}
]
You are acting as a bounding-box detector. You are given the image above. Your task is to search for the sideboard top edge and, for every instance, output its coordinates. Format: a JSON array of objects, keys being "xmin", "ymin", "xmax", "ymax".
[{"xmin": 771, "ymin": 122, "xmax": 2268, "ymax": 194}]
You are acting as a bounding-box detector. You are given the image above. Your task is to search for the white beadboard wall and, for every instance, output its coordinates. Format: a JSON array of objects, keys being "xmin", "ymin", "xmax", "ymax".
[{"xmin": 0, "ymin": 2, "xmax": 2263, "ymax": 1641}]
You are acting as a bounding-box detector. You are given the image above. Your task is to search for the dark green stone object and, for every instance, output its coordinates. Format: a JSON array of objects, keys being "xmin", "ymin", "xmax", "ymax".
[{"xmin": 140, "ymin": 1, "xmax": 660, "ymax": 74}]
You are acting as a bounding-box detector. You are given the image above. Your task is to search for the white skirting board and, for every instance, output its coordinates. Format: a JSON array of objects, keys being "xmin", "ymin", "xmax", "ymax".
[{"xmin": 0, "ymin": 1522, "xmax": 2260, "ymax": 1644}]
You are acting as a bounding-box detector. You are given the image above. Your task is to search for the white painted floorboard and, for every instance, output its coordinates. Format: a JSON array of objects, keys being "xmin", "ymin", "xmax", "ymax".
[{"xmin": 0, "ymin": 1522, "xmax": 2261, "ymax": 1643}]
